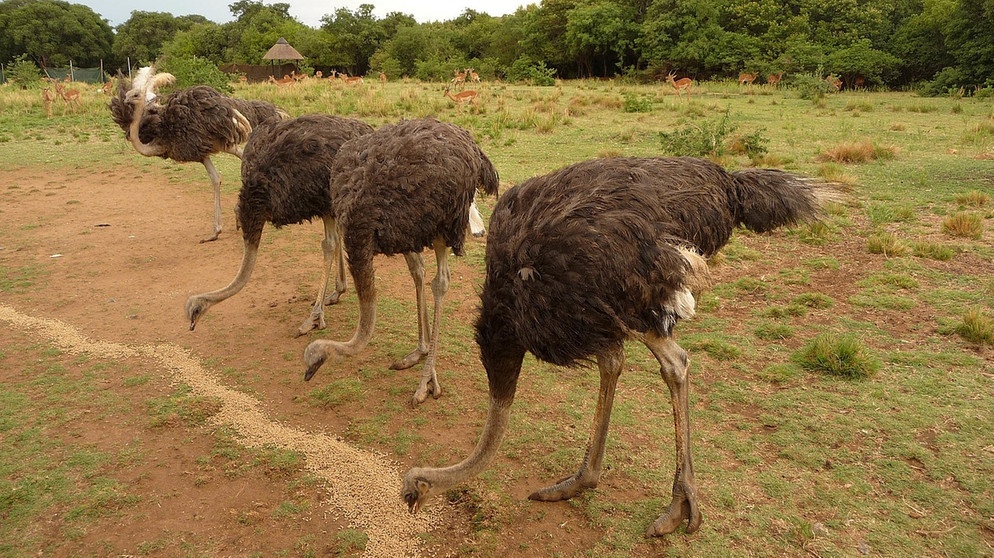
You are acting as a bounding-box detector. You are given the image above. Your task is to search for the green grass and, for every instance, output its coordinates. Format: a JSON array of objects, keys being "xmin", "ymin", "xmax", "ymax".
[{"xmin": 794, "ymin": 333, "xmax": 881, "ymax": 379}]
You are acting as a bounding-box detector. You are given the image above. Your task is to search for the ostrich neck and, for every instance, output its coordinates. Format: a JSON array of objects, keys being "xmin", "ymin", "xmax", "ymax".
[
  {"xmin": 128, "ymin": 95, "xmax": 165, "ymax": 157},
  {"xmin": 419, "ymin": 396, "xmax": 513, "ymax": 488},
  {"xmin": 197, "ymin": 240, "xmax": 259, "ymax": 304}
]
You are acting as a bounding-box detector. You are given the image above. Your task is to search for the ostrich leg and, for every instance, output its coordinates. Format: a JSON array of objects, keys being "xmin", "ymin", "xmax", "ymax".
[
  {"xmin": 529, "ymin": 346, "xmax": 624, "ymax": 500},
  {"xmin": 297, "ymin": 218, "xmax": 347, "ymax": 337},
  {"xmin": 200, "ymin": 156, "xmax": 224, "ymax": 243},
  {"xmin": 644, "ymin": 331, "xmax": 702, "ymax": 536},
  {"xmin": 389, "ymin": 252, "xmax": 430, "ymax": 369},
  {"xmin": 412, "ymin": 239, "xmax": 450, "ymax": 404}
]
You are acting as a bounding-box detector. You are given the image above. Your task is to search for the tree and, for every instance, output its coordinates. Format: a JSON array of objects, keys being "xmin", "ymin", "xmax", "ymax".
[
  {"xmin": 113, "ymin": 11, "xmax": 207, "ymax": 65},
  {"xmin": 825, "ymin": 38, "xmax": 902, "ymax": 86},
  {"xmin": 320, "ymin": 4, "xmax": 385, "ymax": 75},
  {"xmin": 565, "ymin": 1, "xmax": 639, "ymax": 77},
  {"xmin": 0, "ymin": 0, "xmax": 112, "ymax": 68},
  {"xmin": 943, "ymin": 0, "xmax": 994, "ymax": 87},
  {"xmin": 889, "ymin": 0, "xmax": 954, "ymax": 83}
]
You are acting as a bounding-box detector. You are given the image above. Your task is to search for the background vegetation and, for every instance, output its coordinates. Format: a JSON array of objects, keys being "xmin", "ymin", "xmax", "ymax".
[{"xmin": 2, "ymin": 0, "xmax": 994, "ymax": 92}]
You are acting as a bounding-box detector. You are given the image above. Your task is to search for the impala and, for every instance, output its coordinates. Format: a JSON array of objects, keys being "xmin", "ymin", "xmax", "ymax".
[
  {"xmin": 738, "ymin": 72, "xmax": 757, "ymax": 86},
  {"xmin": 443, "ymin": 86, "xmax": 479, "ymax": 113},
  {"xmin": 666, "ymin": 72, "xmax": 693, "ymax": 99},
  {"xmin": 766, "ymin": 72, "xmax": 783, "ymax": 87},
  {"xmin": 55, "ymin": 81, "xmax": 81, "ymax": 114}
]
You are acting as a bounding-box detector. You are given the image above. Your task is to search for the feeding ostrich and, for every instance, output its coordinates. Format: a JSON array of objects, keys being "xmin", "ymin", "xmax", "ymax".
[
  {"xmin": 303, "ymin": 117, "xmax": 500, "ymax": 404},
  {"xmin": 402, "ymin": 156, "xmax": 836, "ymax": 535},
  {"xmin": 185, "ymin": 114, "xmax": 374, "ymax": 335},
  {"xmin": 109, "ymin": 66, "xmax": 289, "ymax": 242}
]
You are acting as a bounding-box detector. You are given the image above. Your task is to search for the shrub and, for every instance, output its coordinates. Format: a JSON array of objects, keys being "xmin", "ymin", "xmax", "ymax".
[
  {"xmin": 159, "ymin": 56, "xmax": 233, "ymax": 93},
  {"xmin": 622, "ymin": 93, "xmax": 653, "ymax": 113},
  {"xmin": 5, "ymin": 55, "xmax": 42, "ymax": 88},
  {"xmin": 794, "ymin": 333, "xmax": 880, "ymax": 379},
  {"xmin": 659, "ymin": 111, "xmax": 735, "ymax": 158}
]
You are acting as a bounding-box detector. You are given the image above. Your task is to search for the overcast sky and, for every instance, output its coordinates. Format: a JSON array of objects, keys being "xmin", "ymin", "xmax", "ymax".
[{"xmin": 73, "ymin": 0, "xmax": 531, "ymax": 28}]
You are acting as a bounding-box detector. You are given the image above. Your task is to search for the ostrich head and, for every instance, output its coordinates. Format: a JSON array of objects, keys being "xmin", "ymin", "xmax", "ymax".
[
  {"xmin": 400, "ymin": 469, "xmax": 437, "ymax": 514},
  {"xmin": 130, "ymin": 66, "xmax": 176, "ymax": 103}
]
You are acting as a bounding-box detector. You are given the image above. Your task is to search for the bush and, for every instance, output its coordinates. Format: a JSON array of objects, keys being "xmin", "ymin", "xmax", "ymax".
[
  {"xmin": 659, "ymin": 111, "xmax": 735, "ymax": 158},
  {"xmin": 622, "ymin": 93, "xmax": 652, "ymax": 113},
  {"xmin": 507, "ymin": 57, "xmax": 556, "ymax": 86},
  {"xmin": 159, "ymin": 56, "xmax": 233, "ymax": 93},
  {"xmin": 5, "ymin": 55, "xmax": 42, "ymax": 89}
]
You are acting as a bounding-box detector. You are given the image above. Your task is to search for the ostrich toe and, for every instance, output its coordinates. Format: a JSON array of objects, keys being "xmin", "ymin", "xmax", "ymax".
[
  {"xmin": 528, "ymin": 472, "xmax": 598, "ymax": 502},
  {"xmin": 646, "ymin": 494, "xmax": 701, "ymax": 536},
  {"xmin": 323, "ymin": 290, "xmax": 344, "ymax": 306},
  {"xmin": 411, "ymin": 371, "xmax": 441, "ymax": 405},
  {"xmin": 199, "ymin": 229, "xmax": 221, "ymax": 243},
  {"xmin": 296, "ymin": 310, "xmax": 326, "ymax": 338},
  {"xmin": 390, "ymin": 348, "xmax": 428, "ymax": 370}
]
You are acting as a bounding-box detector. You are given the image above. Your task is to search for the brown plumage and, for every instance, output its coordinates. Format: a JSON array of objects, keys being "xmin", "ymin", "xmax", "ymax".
[
  {"xmin": 185, "ymin": 114, "xmax": 374, "ymax": 334},
  {"xmin": 303, "ymin": 117, "xmax": 500, "ymax": 405},
  {"xmin": 109, "ymin": 70, "xmax": 289, "ymax": 242},
  {"xmin": 402, "ymin": 156, "xmax": 833, "ymax": 536}
]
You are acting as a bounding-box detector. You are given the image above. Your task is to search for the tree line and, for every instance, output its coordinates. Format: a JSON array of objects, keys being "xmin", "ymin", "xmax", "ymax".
[{"xmin": 2, "ymin": 0, "xmax": 993, "ymax": 93}]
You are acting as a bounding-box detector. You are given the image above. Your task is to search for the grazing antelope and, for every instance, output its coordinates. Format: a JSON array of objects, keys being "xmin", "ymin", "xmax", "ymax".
[
  {"xmin": 451, "ymin": 69, "xmax": 467, "ymax": 90},
  {"xmin": 101, "ymin": 80, "xmax": 115, "ymax": 95},
  {"xmin": 468, "ymin": 68, "xmax": 480, "ymax": 83},
  {"xmin": 666, "ymin": 72, "xmax": 693, "ymax": 100},
  {"xmin": 766, "ymin": 72, "xmax": 783, "ymax": 87},
  {"xmin": 42, "ymin": 87, "xmax": 55, "ymax": 117},
  {"xmin": 738, "ymin": 72, "xmax": 757, "ymax": 86},
  {"xmin": 268, "ymin": 74, "xmax": 294, "ymax": 86},
  {"xmin": 55, "ymin": 81, "xmax": 81, "ymax": 114},
  {"xmin": 443, "ymin": 86, "xmax": 479, "ymax": 113},
  {"xmin": 342, "ymin": 74, "xmax": 364, "ymax": 85},
  {"xmin": 825, "ymin": 75, "xmax": 842, "ymax": 92}
]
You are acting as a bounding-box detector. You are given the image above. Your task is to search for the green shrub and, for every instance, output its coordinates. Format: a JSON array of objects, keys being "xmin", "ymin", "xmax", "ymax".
[
  {"xmin": 159, "ymin": 56, "xmax": 233, "ymax": 93},
  {"xmin": 659, "ymin": 111, "xmax": 735, "ymax": 158},
  {"xmin": 623, "ymin": 93, "xmax": 653, "ymax": 113}
]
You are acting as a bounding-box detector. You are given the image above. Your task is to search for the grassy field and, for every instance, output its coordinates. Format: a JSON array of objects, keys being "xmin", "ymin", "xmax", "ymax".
[{"xmin": 1, "ymin": 76, "xmax": 993, "ymax": 557}]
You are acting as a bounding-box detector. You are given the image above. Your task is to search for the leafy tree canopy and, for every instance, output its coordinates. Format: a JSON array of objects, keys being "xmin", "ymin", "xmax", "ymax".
[{"xmin": 0, "ymin": 0, "xmax": 112, "ymax": 67}]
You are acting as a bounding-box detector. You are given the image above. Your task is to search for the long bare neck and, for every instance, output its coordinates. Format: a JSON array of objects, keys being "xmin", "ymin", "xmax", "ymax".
[
  {"xmin": 411, "ymin": 396, "xmax": 513, "ymax": 488},
  {"xmin": 128, "ymin": 94, "xmax": 165, "ymax": 157}
]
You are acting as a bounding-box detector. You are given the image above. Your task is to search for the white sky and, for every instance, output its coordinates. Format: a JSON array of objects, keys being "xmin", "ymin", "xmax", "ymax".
[{"xmin": 74, "ymin": 0, "xmax": 531, "ymax": 28}]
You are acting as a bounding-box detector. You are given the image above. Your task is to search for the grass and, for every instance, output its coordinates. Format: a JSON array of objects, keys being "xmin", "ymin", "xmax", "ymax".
[{"xmin": 2, "ymin": 80, "xmax": 994, "ymax": 557}]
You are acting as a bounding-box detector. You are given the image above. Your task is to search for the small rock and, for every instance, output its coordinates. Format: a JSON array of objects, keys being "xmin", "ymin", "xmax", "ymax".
[
  {"xmin": 812, "ymin": 522, "xmax": 830, "ymax": 537},
  {"xmin": 858, "ymin": 540, "xmax": 871, "ymax": 555}
]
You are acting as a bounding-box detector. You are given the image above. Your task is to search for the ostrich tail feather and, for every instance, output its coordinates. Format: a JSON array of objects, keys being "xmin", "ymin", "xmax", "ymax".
[{"xmin": 730, "ymin": 168, "xmax": 838, "ymax": 233}]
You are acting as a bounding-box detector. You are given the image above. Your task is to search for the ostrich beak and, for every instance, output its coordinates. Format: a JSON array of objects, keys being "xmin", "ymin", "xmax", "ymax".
[{"xmin": 303, "ymin": 356, "xmax": 326, "ymax": 381}]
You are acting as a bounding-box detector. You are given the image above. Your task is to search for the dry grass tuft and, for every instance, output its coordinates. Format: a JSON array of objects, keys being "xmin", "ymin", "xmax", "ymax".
[
  {"xmin": 955, "ymin": 190, "xmax": 990, "ymax": 207},
  {"xmin": 941, "ymin": 212, "xmax": 984, "ymax": 239},
  {"xmin": 867, "ymin": 232, "xmax": 910, "ymax": 256},
  {"xmin": 817, "ymin": 140, "xmax": 898, "ymax": 163}
]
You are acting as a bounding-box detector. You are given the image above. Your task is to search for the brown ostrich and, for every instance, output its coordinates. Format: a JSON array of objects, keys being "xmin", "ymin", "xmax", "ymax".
[
  {"xmin": 303, "ymin": 117, "xmax": 500, "ymax": 404},
  {"xmin": 109, "ymin": 66, "xmax": 289, "ymax": 242},
  {"xmin": 185, "ymin": 114, "xmax": 375, "ymax": 334},
  {"xmin": 402, "ymin": 156, "xmax": 836, "ymax": 535}
]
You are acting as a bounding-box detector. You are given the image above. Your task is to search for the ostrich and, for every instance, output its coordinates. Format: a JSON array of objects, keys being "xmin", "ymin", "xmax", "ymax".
[
  {"xmin": 109, "ymin": 66, "xmax": 289, "ymax": 242},
  {"xmin": 303, "ymin": 117, "xmax": 500, "ymax": 404},
  {"xmin": 185, "ymin": 113, "xmax": 375, "ymax": 335},
  {"xmin": 402, "ymin": 156, "xmax": 836, "ymax": 535}
]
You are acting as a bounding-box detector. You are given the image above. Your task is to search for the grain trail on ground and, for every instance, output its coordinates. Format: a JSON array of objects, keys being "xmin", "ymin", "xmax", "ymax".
[{"xmin": 0, "ymin": 303, "xmax": 439, "ymax": 557}]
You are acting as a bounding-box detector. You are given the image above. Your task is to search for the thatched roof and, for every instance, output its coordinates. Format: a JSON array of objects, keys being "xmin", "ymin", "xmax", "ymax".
[{"xmin": 263, "ymin": 38, "xmax": 304, "ymax": 61}]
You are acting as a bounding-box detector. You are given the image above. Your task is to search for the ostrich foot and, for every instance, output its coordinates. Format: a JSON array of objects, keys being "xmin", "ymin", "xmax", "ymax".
[
  {"xmin": 323, "ymin": 290, "xmax": 344, "ymax": 306},
  {"xmin": 390, "ymin": 348, "xmax": 428, "ymax": 370},
  {"xmin": 528, "ymin": 473, "xmax": 598, "ymax": 502},
  {"xmin": 296, "ymin": 310, "xmax": 326, "ymax": 338},
  {"xmin": 411, "ymin": 369, "xmax": 441, "ymax": 405},
  {"xmin": 199, "ymin": 229, "xmax": 221, "ymax": 243},
  {"xmin": 646, "ymin": 490, "xmax": 702, "ymax": 536}
]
